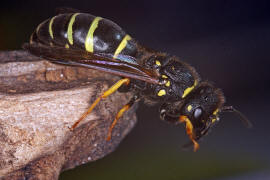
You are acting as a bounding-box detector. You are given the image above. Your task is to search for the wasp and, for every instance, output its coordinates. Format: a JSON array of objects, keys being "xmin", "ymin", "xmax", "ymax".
[{"xmin": 23, "ymin": 8, "xmax": 252, "ymax": 151}]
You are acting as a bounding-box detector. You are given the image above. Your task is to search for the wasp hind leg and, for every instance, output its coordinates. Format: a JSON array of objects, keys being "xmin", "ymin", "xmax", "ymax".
[
  {"xmin": 70, "ymin": 78, "xmax": 130, "ymax": 130},
  {"xmin": 106, "ymin": 94, "xmax": 140, "ymax": 141}
]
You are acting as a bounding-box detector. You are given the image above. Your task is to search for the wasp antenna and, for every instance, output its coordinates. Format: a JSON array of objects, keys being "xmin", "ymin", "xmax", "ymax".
[{"xmin": 221, "ymin": 106, "xmax": 253, "ymax": 128}]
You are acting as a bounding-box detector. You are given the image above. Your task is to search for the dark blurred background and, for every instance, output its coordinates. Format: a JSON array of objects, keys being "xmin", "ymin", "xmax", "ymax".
[{"xmin": 1, "ymin": 0, "xmax": 270, "ymax": 179}]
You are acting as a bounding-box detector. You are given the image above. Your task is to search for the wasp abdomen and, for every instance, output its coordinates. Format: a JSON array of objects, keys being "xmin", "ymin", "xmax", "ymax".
[{"xmin": 31, "ymin": 13, "xmax": 137, "ymax": 59}]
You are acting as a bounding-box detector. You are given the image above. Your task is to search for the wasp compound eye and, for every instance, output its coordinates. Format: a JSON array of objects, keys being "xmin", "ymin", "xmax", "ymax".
[{"xmin": 193, "ymin": 107, "xmax": 202, "ymax": 119}]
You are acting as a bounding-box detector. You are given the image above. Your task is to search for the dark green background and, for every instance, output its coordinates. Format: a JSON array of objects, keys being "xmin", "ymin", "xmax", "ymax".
[{"xmin": 1, "ymin": 0, "xmax": 269, "ymax": 179}]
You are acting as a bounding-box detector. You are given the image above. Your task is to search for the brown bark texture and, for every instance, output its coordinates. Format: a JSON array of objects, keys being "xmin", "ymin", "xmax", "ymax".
[{"xmin": 0, "ymin": 50, "xmax": 137, "ymax": 180}]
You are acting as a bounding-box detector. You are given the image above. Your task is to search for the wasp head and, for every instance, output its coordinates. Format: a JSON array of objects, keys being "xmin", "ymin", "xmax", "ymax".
[{"xmin": 160, "ymin": 82, "xmax": 225, "ymax": 151}]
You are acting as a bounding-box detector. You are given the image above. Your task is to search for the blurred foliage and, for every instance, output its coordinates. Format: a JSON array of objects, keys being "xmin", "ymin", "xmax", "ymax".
[
  {"xmin": 60, "ymin": 144, "xmax": 266, "ymax": 180},
  {"xmin": 0, "ymin": 11, "xmax": 38, "ymax": 50}
]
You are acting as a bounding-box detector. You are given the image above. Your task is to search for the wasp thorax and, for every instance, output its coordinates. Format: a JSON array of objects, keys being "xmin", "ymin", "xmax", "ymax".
[{"xmin": 152, "ymin": 56, "xmax": 200, "ymax": 102}]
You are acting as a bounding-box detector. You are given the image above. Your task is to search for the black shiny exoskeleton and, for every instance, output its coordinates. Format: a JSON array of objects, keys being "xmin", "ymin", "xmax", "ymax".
[{"xmin": 23, "ymin": 8, "xmax": 251, "ymax": 151}]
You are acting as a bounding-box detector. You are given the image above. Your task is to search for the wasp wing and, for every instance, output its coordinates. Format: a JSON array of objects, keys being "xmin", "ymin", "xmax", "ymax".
[{"xmin": 23, "ymin": 43, "xmax": 160, "ymax": 84}]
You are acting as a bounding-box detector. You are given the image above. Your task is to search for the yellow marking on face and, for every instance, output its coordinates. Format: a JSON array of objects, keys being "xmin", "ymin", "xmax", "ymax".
[
  {"xmin": 67, "ymin": 13, "xmax": 79, "ymax": 45},
  {"xmin": 165, "ymin": 80, "xmax": 170, "ymax": 87},
  {"xmin": 211, "ymin": 109, "xmax": 219, "ymax": 123},
  {"xmin": 65, "ymin": 43, "xmax": 69, "ymax": 49},
  {"xmin": 182, "ymin": 80, "xmax": 198, "ymax": 98},
  {"xmin": 213, "ymin": 108, "xmax": 219, "ymax": 115},
  {"xmin": 49, "ymin": 16, "xmax": 57, "ymax": 39},
  {"xmin": 85, "ymin": 17, "xmax": 103, "ymax": 52},
  {"xmin": 162, "ymin": 75, "xmax": 168, "ymax": 79},
  {"xmin": 156, "ymin": 60, "xmax": 161, "ymax": 66},
  {"xmin": 158, "ymin": 89, "xmax": 166, "ymax": 96},
  {"xmin": 187, "ymin": 105, "xmax": 193, "ymax": 112},
  {"xmin": 113, "ymin": 35, "xmax": 132, "ymax": 58}
]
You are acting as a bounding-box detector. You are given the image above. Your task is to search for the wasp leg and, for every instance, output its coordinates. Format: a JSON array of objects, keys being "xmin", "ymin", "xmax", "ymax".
[
  {"xmin": 106, "ymin": 94, "xmax": 140, "ymax": 141},
  {"xmin": 179, "ymin": 115, "xmax": 199, "ymax": 152},
  {"xmin": 70, "ymin": 78, "xmax": 130, "ymax": 130}
]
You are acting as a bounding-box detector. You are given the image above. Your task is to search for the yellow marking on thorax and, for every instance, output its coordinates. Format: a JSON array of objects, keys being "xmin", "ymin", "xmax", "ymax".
[
  {"xmin": 182, "ymin": 80, "xmax": 198, "ymax": 98},
  {"xmin": 113, "ymin": 35, "xmax": 132, "ymax": 59},
  {"xmin": 85, "ymin": 17, "xmax": 103, "ymax": 52},
  {"xmin": 165, "ymin": 81, "xmax": 170, "ymax": 87},
  {"xmin": 158, "ymin": 89, "xmax": 166, "ymax": 96},
  {"xmin": 162, "ymin": 75, "xmax": 168, "ymax": 79},
  {"xmin": 156, "ymin": 60, "xmax": 161, "ymax": 66},
  {"xmin": 187, "ymin": 105, "xmax": 193, "ymax": 112},
  {"xmin": 49, "ymin": 16, "xmax": 57, "ymax": 39},
  {"xmin": 213, "ymin": 108, "xmax": 219, "ymax": 115},
  {"xmin": 67, "ymin": 13, "xmax": 80, "ymax": 45},
  {"xmin": 65, "ymin": 44, "xmax": 70, "ymax": 49}
]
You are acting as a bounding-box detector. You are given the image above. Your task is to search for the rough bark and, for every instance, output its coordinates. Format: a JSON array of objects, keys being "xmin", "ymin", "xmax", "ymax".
[{"xmin": 0, "ymin": 50, "xmax": 137, "ymax": 180}]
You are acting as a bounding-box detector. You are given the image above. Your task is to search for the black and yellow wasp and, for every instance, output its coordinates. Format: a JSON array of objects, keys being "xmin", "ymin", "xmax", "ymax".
[{"xmin": 23, "ymin": 8, "xmax": 251, "ymax": 151}]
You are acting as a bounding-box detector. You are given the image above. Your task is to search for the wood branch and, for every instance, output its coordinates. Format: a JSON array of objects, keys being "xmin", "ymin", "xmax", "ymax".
[{"xmin": 0, "ymin": 51, "xmax": 137, "ymax": 180}]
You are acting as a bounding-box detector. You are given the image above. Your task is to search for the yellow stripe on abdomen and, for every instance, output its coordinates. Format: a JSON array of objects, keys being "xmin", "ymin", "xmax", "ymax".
[
  {"xmin": 67, "ymin": 13, "xmax": 80, "ymax": 45},
  {"xmin": 49, "ymin": 16, "xmax": 57, "ymax": 39},
  {"xmin": 85, "ymin": 17, "xmax": 103, "ymax": 52},
  {"xmin": 36, "ymin": 21, "xmax": 45, "ymax": 35},
  {"xmin": 113, "ymin": 35, "xmax": 132, "ymax": 59}
]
